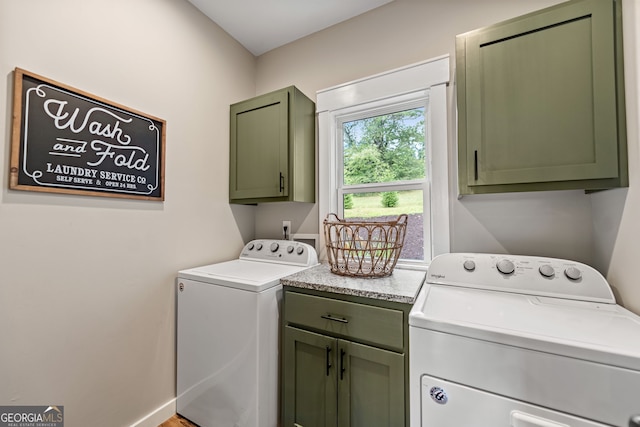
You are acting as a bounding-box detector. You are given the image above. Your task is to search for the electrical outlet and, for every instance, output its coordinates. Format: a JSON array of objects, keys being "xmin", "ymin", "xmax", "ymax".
[{"xmin": 282, "ymin": 220, "xmax": 292, "ymax": 240}]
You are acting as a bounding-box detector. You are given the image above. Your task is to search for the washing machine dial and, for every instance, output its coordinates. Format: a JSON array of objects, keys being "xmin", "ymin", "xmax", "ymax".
[
  {"xmin": 256, "ymin": 243, "xmax": 263, "ymax": 251},
  {"xmin": 463, "ymin": 260, "xmax": 476, "ymax": 272},
  {"xmin": 564, "ymin": 266, "xmax": 582, "ymax": 281},
  {"xmin": 539, "ymin": 264, "xmax": 555, "ymax": 278},
  {"xmin": 296, "ymin": 246, "xmax": 305, "ymax": 255},
  {"xmin": 496, "ymin": 259, "xmax": 515, "ymax": 275},
  {"xmin": 270, "ymin": 242, "xmax": 279, "ymax": 252},
  {"xmin": 287, "ymin": 245, "xmax": 294, "ymax": 254},
  {"xmin": 247, "ymin": 243, "xmax": 255, "ymax": 250}
]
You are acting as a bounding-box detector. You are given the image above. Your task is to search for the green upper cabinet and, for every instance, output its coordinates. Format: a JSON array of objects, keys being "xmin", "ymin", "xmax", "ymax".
[
  {"xmin": 456, "ymin": 0, "xmax": 627, "ymax": 195},
  {"xmin": 229, "ymin": 86, "xmax": 315, "ymax": 204}
]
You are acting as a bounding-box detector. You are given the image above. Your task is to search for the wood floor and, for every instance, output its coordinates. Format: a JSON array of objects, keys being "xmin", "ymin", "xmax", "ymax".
[{"xmin": 158, "ymin": 414, "xmax": 199, "ymax": 427}]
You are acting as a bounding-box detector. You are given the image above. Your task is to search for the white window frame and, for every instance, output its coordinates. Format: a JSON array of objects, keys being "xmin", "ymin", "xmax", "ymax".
[{"xmin": 317, "ymin": 55, "xmax": 450, "ymax": 268}]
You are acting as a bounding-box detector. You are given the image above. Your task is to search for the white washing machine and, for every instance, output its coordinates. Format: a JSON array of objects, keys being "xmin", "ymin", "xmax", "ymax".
[
  {"xmin": 409, "ymin": 253, "xmax": 640, "ymax": 427},
  {"xmin": 176, "ymin": 239, "xmax": 318, "ymax": 427}
]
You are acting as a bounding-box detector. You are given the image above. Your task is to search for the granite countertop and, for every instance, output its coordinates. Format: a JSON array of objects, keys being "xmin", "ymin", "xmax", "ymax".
[{"xmin": 280, "ymin": 263, "xmax": 426, "ymax": 304}]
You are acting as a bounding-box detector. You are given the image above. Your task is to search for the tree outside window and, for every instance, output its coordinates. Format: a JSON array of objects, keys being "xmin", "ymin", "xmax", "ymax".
[{"xmin": 340, "ymin": 107, "xmax": 426, "ymax": 261}]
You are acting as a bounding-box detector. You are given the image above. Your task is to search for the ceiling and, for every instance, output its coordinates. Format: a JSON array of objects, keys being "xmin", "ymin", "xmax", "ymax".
[{"xmin": 186, "ymin": 0, "xmax": 394, "ymax": 56}]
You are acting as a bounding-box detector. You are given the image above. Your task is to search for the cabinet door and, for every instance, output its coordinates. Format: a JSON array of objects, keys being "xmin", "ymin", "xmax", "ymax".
[
  {"xmin": 458, "ymin": 0, "xmax": 625, "ymax": 193},
  {"xmin": 283, "ymin": 326, "xmax": 337, "ymax": 427},
  {"xmin": 229, "ymin": 90, "xmax": 289, "ymax": 200},
  {"xmin": 337, "ymin": 339, "xmax": 405, "ymax": 427}
]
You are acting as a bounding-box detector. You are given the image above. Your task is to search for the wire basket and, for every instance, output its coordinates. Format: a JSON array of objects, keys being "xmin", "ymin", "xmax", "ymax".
[{"xmin": 323, "ymin": 213, "xmax": 408, "ymax": 278}]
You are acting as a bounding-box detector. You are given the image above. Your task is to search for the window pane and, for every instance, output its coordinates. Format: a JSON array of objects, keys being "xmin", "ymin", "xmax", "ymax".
[
  {"xmin": 342, "ymin": 107, "xmax": 425, "ymax": 185},
  {"xmin": 343, "ymin": 190, "xmax": 424, "ymax": 261}
]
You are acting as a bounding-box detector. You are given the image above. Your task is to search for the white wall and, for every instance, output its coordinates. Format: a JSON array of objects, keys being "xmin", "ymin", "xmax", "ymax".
[
  {"xmin": 254, "ymin": 0, "xmax": 590, "ymax": 257},
  {"xmin": 0, "ymin": 1, "xmax": 256, "ymax": 426},
  {"xmin": 254, "ymin": 0, "xmax": 639, "ymax": 310},
  {"xmin": 591, "ymin": 0, "xmax": 640, "ymax": 313}
]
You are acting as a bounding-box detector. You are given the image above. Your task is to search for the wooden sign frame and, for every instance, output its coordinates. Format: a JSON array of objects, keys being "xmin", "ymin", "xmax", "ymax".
[{"xmin": 10, "ymin": 68, "xmax": 166, "ymax": 200}]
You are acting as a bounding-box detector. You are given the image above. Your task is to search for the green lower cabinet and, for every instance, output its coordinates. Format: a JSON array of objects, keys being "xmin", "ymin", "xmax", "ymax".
[
  {"xmin": 337, "ymin": 340, "xmax": 405, "ymax": 427},
  {"xmin": 283, "ymin": 326, "xmax": 337, "ymax": 427},
  {"xmin": 283, "ymin": 326, "xmax": 405, "ymax": 427}
]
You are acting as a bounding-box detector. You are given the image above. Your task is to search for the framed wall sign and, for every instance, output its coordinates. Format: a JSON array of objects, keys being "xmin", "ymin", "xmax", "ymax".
[{"xmin": 10, "ymin": 68, "xmax": 166, "ymax": 200}]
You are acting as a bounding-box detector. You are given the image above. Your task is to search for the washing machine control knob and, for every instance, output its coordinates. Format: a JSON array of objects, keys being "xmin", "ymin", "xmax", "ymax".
[
  {"xmin": 296, "ymin": 246, "xmax": 305, "ymax": 255},
  {"xmin": 496, "ymin": 259, "xmax": 515, "ymax": 275},
  {"xmin": 564, "ymin": 266, "xmax": 582, "ymax": 281},
  {"xmin": 270, "ymin": 242, "xmax": 279, "ymax": 252},
  {"xmin": 256, "ymin": 243, "xmax": 263, "ymax": 251},
  {"xmin": 463, "ymin": 260, "xmax": 476, "ymax": 271},
  {"xmin": 247, "ymin": 243, "xmax": 255, "ymax": 250},
  {"xmin": 539, "ymin": 264, "xmax": 555, "ymax": 278},
  {"xmin": 287, "ymin": 245, "xmax": 294, "ymax": 254}
]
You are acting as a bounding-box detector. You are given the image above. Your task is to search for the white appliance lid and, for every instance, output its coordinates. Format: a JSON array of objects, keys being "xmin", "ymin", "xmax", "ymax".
[
  {"xmin": 410, "ymin": 284, "xmax": 640, "ymax": 372},
  {"xmin": 178, "ymin": 259, "xmax": 309, "ymax": 292}
]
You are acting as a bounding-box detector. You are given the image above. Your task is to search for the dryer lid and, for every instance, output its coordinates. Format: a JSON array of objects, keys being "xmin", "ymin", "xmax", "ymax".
[{"xmin": 410, "ymin": 283, "xmax": 640, "ymax": 372}]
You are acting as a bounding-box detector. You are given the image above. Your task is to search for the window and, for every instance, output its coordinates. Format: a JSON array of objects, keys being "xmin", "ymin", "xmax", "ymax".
[
  {"xmin": 317, "ymin": 56, "xmax": 450, "ymax": 267},
  {"xmin": 339, "ymin": 102, "xmax": 427, "ymax": 261}
]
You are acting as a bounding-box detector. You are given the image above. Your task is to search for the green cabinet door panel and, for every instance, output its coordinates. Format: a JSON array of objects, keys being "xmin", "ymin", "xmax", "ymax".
[
  {"xmin": 457, "ymin": 0, "xmax": 627, "ymax": 194},
  {"xmin": 337, "ymin": 340, "xmax": 405, "ymax": 427},
  {"xmin": 283, "ymin": 326, "xmax": 337, "ymax": 427},
  {"xmin": 229, "ymin": 86, "xmax": 315, "ymax": 204},
  {"xmin": 231, "ymin": 91, "xmax": 288, "ymax": 199}
]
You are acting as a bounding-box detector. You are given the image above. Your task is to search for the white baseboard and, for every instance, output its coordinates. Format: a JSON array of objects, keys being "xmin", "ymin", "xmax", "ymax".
[{"xmin": 130, "ymin": 398, "xmax": 176, "ymax": 427}]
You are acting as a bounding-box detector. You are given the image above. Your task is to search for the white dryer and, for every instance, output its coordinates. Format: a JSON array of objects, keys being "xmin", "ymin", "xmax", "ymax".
[
  {"xmin": 176, "ymin": 239, "xmax": 318, "ymax": 427},
  {"xmin": 409, "ymin": 253, "xmax": 640, "ymax": 427}
]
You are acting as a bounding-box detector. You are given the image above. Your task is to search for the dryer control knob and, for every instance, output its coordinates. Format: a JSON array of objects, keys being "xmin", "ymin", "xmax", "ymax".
[
  {"xmin": 270, "ymin": 242, "xmax": 279, "ymax": 252},
  {"xmin": 539, "ymin": 264, "xmax": 555, "ymax": 278},
  {"xmin": 564, "ymin": 266, "xmax": 582, "ymax": 281},
  {"xmin": 496, "ymin": 259, "xmax": 515, "ymax": 275},
  {"xmin": 463, "ymin": 260, "xmax": 476, "ymax": 271}
]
